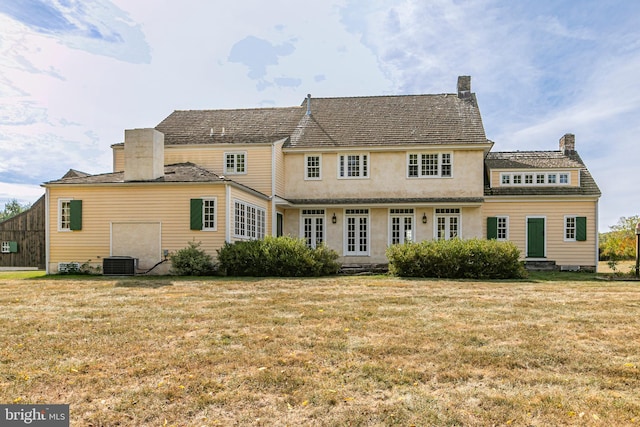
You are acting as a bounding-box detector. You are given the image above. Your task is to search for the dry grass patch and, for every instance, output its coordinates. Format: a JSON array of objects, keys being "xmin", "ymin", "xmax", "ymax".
[{"xmin": 0, "ymin": 276, "xmax": 639, "ymax": 426}]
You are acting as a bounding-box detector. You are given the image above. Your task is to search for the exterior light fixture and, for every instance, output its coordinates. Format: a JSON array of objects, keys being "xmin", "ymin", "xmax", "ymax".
[
  {"xmin": 422, "ymin": 213, "xmax": 428, "ymax": 224},
  {"xmin": 332, "ymin": 213, "xmax": 337, "ymax": 224}
]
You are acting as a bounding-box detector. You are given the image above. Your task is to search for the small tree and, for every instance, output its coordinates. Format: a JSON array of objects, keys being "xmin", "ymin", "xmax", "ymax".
[
  {"xmin": 599, "ymin": 215, "xmax": 640, "ymax": 261},
  {"xmin": 0, "ymin": 199, "xmax": 31, "ymax": 221}
]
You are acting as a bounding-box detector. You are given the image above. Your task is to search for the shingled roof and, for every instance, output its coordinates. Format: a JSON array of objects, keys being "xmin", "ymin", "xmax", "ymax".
[
  {"xmin": 152, "ymin": 82, "xmax": 488, "ymax": 149},
  {"xmin": 287, "ymin": 94, "xmax": 488, "ymax": 148},
  {"xmin": 484, "ymin": 151, "xmax": 601, "ymax": 197},
  {"xmin": 155, "ymin": 107, "xmax": 304, "ymax": 145},
  {"xmin": 45, "ymin": 163, "xmax": 225, "ymax": 185}
]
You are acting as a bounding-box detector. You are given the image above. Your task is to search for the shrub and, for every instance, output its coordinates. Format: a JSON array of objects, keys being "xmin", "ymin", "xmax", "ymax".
[
  {"xmin": 170, "ymin": 241, "xmax": 217, "ymax": 276},
  {"xmin": 386, "ymin": 238, "xmax": 527, "ymax": 279},
  {"xmin": 216, "ymin": 236, "xmax": 341, "ymax": 277}
]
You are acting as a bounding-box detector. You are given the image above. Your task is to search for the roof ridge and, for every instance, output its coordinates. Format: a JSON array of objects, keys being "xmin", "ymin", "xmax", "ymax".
[
  {"xmin": 306, "ymin": 93, "xmax": 458, "ymax": 101},
  {"xmin": 168, "ymin": 106, "xmax": 304, "ymax": 113}
]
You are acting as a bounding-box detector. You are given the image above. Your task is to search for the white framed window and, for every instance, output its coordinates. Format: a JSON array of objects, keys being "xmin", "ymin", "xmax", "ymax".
[
  {"xmin": 408, "ymin": 153, "xmax": 453, "ymax": 178},
  {"xmin": 58, "ymin": 199, "xmax": 72, "ymax": 231},
  {"xmin": 500, "ymin": 172, "xmax": 571, "ymax": 186},
  {"xmin": 565, "ymin": 216, "xmax": 576, "ymax": 241},
  {"xmin": 224, "ymin": 152, "xmax": 246, "ymax": 174},
  {"xmin": 1, "ymin": 241, "xmax": 10, "ymax": 253},
  {"xmin": 301, "ymin": 209, "xmax": 325, "ymax": 248},
  {"xmin": 305, "ymin": 155, "xmax": 322, "ymax": 180},
  {"xmin": 234, "ymin": 200, "xmax": 265, "ymax": 239},
  {"xmin": 345, "ymin": 209, "xmax": 369, "ymax": 255},
  {"xmin": 441, "ymin": 153, "xmax": 452, "ymax": 177},
  {"xmin": 497, "ymin": 216, "xmax": 509, "ymax": 240},
  {"xmin": 435, "ymin": 208, "xmax": 460, "ymax": 240},
  {"xmin": 339, "ymin": 153, "xmax": 369, "ymax": 178},
  {"xmin": 203, "ymin": 198, "xmax": 216, "ymax": 231},
  {"xmin": 389, "ymin": 208, "xmax": 414, "ymax": 245}
]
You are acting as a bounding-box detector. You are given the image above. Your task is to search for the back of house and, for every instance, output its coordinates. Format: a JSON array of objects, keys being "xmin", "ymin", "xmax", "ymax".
[{"xmin": 42, "ymin": 76, "xmax": 600, "ymax": 274}]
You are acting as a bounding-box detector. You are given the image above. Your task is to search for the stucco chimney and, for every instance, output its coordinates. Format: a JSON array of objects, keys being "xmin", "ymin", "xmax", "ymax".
[
  {"xmin": 124, "ymin": 128, "xmax": 164, "ymax": 181},
  {"xmin": 559, "ymin": 133, "xmax": 575, "ymax": 154},
  {"xmin": 457, "ymin": 76, "xmax": 471, "ymax": 99}
]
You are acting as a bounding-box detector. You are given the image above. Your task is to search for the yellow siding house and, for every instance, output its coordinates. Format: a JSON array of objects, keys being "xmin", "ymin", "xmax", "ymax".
[{"xmin": 43, "ymin": 77, "xmax": 600, "ymax": 274}]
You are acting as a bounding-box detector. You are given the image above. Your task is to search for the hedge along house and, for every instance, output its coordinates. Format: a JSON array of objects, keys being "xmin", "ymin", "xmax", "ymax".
[{"xmin": 42, "ymin": 76, "xmax": 601, "ymax": 274}]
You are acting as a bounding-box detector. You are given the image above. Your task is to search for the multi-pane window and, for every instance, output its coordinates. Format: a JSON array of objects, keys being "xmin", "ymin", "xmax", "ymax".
[
  {"xmin": 302, "ymin": 209, "xmax": 324, "ymax": 248},
  {"xmin": 1, "ymin": 241, "xmax": 10, "ymax": 253},
  {"xmin": 565, "ymin": 216, "xmax": 576, "ymax": 240},
  {"xmin": 408, "ymin": 154, "xmax": 419, "ymax": 177},
  {"xmin": 234, "ymin": 200, "xmax": 265, "ymax": 239},
  {"xmin": 60, "ymin": 200, "xmax": 71, "ymax": 230},
  {"xmin": 441, "ymin": 154, "xmax": 452, "ymax": 177},
  {"xmin": 225, "ymin": 152, "xmax": 246, "ymax": 174},
  {"xmin": 487, "ymin": 216, "xmax": 508, "ymax": 240},
  {"xmin": 435, "ymin": 208, "xmax": 460, "ymax": 240},
  {"xmin": 345, "ymin": 209, "xmax": 369, "ymax": 255},
  {"xmin": 203, "ymin": 199, "xmax": 216, "ymax": 230},
  {"xmin": 422, "ymin": 154, "xmax": 438, "ymax": 176},
  {"xmin": 565, "ymin": 216, "xmax": 587, "ymax": 241},
  {"xmin": 390, "ymin": 208, "xmax": 414, "ymax": 245},
  {"xmin": 305, "ymin": 155, "xmax": 321, "ymax": 180},
  {"xmin": 500, "ymin": 172, "xmax": 571, "ymax": 186},
  {"xmin": 497, "ymin": 217, "xmax": 508, "ymax": 240},
  {"xmin": 408, "ymin": 153, "xmax": 453, "ymax": 177},
  {"xmin": 339, "ymin": 154, "xmax": 368, "ymax": 178}
]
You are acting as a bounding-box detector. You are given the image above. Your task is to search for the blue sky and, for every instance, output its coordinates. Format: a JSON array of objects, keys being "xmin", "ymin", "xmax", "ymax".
[{"xmin": 0, "ymin": 0, "xmax": 638, "ymax": 231}]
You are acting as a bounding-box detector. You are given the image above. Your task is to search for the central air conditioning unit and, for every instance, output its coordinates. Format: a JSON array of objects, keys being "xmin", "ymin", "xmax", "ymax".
[{"xmin": 103, "ymin": 256, "xmax": 137, "ymax": 276}]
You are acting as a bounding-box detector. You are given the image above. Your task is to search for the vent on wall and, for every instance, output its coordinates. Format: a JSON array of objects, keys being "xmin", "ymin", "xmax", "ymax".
[
  {"xmin": 103, "ymin": 256, "xmax": 137, "ymax": 276},
  {"xmin": 58, "ymin": 262, "xmax": 80, "ymax": 273}
]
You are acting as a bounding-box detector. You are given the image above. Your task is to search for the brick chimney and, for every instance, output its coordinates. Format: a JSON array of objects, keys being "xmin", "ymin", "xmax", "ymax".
[
  {"xmin": 457, "ymin": 76, "xmax": 471, "ymax": 99},
  {"xmin": 559, "ymin": 133, "xmax": 575, "ymax": 154},
  {"xmin": 124, "ymin": 128, "xmax": 165, "ymax": 181}
]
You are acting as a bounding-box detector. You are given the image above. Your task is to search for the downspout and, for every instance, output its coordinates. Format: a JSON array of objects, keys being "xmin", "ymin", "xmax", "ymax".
[
  {"xmin": 271, "ymin": 141, "xmax": 276, "ymax": 236},
  {"xmin": 595, "ymin": 200, "xmax": 599, "ymax": 272},
  {"xmin": 225, "ymin": 182, "xmax": 231, "ymax": 243},
  {"xmin": 44, "ymin": 187, "xmax": 50, "ymax": 274}
]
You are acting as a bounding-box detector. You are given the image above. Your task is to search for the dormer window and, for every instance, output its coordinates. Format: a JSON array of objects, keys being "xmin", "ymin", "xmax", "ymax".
[{"xmin": 499, "ymin": 172, "xmax": 572, "ymax": 187}]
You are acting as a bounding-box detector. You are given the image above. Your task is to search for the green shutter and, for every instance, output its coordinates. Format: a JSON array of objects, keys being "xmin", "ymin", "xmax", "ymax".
[
  {"xmin": 487, "ymin": 217, "xmax": 498, "ymax": 239},
  {"xmin": 9, "ymin": 241, "xmax": 18, "ymax": 253},
  {"xmin": 70, "ymin": 200, "xmax": 82, "ymax": 230},
  {"xmin": 190, "ymin": 199, "xmax": 203, "ymax": 230},
  {"xmin": 576, "ymin": 216, "xmax": 587, "ymax": 241}
]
